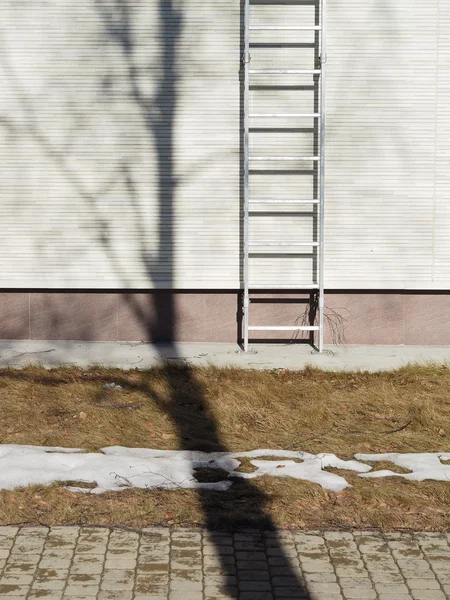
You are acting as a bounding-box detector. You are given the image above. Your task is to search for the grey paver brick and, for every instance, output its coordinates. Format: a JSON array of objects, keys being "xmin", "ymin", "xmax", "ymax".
[
  {"xmin": 397, "ymin": 559, "xmax": 433, "ymax": 571},
  {"xmin": 67, "ymin": 574, "xmax": 100, "ymax": 586},
  {"xmin": 38, "ymin": 559, "xmax": 72, "ymax": 570},
  {"xmin": 101, "ymin": 569, "xmax": 134, "ymax": 581},
  {"xmin": 309, "ymin": 594, "xmax": 343, "ymax": 600},
  {"xmin": 268, "ymin": 556, "xmax": 300, "ymax": 567},
  {"xmin": 69, "ymin": 563, "xmax": 104, "ymax": 575},
  {"xmin": 172, "ymin": 531, "xmax": 201, "ymax": 543},
  {"xmin": 324, "ymin": 532, "xmax": 355, "ymax": 541},
  {"xmin": 402, "ymin": 571, "xmax": 437, "ymax": 580},
  {"xmin": 239, "ymin": 580, "xmax": 273, "ymax": 591},
  {"xmin": 0, "ymin": 575, "xmax": 33, "ymax": 586},
  {"xmin": 29, "ymin": 593, "xmax": 62, "ymax": 600},
  {"xmin": 0, "ymin": 529, "xmax": 19, "ymax": 539},
  {"xmin": 32, "ymin": 580, "xmax": 66, "ymax": 590},
  {"xmin": 35, "ymin": 568, "xmax": 70, "ymax": 581},
  {"xmin": 0, "ymin": 586, "xmax": 30, "ymax": 596},
  {"xmin": 204, "ymin": 574, "xmax": 237, "ymax": 586},
  {"xmin": 169, "ymin": 579, "xmax": 203, "ymax": 592},
  {"xmin": 304, "ymin": 573, "xmax": 336, "ymax": 583},
  {"xmin": 107, "ymin": 532, "xmax": 139, "ymax": 548},
  {"xmin": 301, "ymin": 561, "xmax": 334, "ymax": 574},
  {"xmin": 273, "ymin": 591, "xmax": 309, "ymax": 599},
  {"xmin": 335, "ymin": 567, "xmax": 369, "ymax": 579},
  {"xmin": 237, "ymin": 560, "xmax": 269, "ymax": 571},
  {"xmin": 73, "ymin": 543, "xmax": 106, "ymax": 555},
  {"xmin": 133, "ymin": 597, "xmax": 166, "ymax": 600},
  {"xmin": 378, "ymin": 596, "xmax": 412, "ymax": 600},
  {"xmin": 239, "ymin": 593, "xmax": 273, "ymax": 600},
  {"xmin": 137, "ymin": 561, "xmax": 170, "ymax": 574},
  {"xmin": 100, "ymin": 580, "xmax": 134, "ymax": 592},
  {"xmin": 370, "ymin": 571, "xmax": 405, "ymax": 584},
  {"xmin": 169, "ymin": 592, "xmax": 205, "ymax": 600},
  {"xmin": 307, "ymin": 582, "xmax": 342, "ymax": 594},
  {"xmin": 375, "ymin": 583, "xmax": 411, "ymax": 594},
  {"xmin": 338, "ymin": 577, "xmax": 372, "ymax": 588},
  {"xmin": 171, "ymin": 568, "xmax": 202, "ymax": 582},
  {"xmin": 104, "ymin": 558, "xmax": 137, "ymax": 570},
  {"xmin": 267, "ymin": 547, "xmax": 298, "ymax": 558},
  {"xmin": 134, "ymin": 581, "xmax": 169, "ymax": 595},
  {"xmin": 238, "ymin": 569, "xmax": 270, "ymax": 580},
  {"xmin": 341, "ymin": 589, "xmax": 377, "ymax": 599},
  {"xmin": 410, "ymin": 591, "xmax": 446, "ymax": 600},
  {"xmin": 203, "ymin": 545, "xmax": 234, "ymax": 556},
  {"xmin": 63, "ymin": 585, "xmax": 98, "ymax": 596},
  {"xmin": 407, "ymin": 579, "xmax": 442, "ymax": 590},
  {"xmin": 204, "ymin": 583, "xmax": 238, "ymax": 596},
  {"xmin": 97, "ymin": 593, "xmax": 133, "ymax": 600}
]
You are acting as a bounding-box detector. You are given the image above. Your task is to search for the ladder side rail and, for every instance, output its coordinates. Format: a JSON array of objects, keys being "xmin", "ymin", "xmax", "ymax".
[
  {"xmin": 243, "ymin": 0, "xmax": 251, "ymax": 352},
  {"xmin": 318, "ymin": 0, "xmax": 327, "ymax": 353}
]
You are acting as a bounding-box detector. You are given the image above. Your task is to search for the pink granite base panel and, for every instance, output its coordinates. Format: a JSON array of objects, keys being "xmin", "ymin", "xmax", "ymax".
[
  {"xmin": 117, "ymin": 292, "xmax": 237, "ymax": 343},
  {"xmin": 404, "ymin": 294, "xmax": 450, "ymax": 345},
  {"xmin": 0, "ymin": 293, "xmax": 29, "ymax": 339},
  {"xmin": 29, "ymin": 293, "xmax": 118, "ymax": 342},
  {"xmin": 0, "ymin": 291, "xmax": 448, "ymax": 345},
  {"xmin": 323, "ymin": 293, "xmax": 405, "ymax": 345}
]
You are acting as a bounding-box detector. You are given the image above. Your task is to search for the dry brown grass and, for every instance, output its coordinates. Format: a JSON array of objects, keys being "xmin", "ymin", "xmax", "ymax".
[{"xmin": 0, "ymin": 363, "xmax": 449, "ymax": 531}]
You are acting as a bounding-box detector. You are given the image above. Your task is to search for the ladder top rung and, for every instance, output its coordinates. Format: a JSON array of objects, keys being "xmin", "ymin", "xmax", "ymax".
[
  {"xmin": 249, "ymin": 210, "xmax": 314, "ymax": 215},
  {"xmin": 250, "ymin": 156, "xmax": 319, "ymax": 161},
  {"xmin": 249, "ymin": 284, "xmax": 320, "ymax": 289},
  {"xmin": 250, "ymin": 242, "xmax": 319, "ymax": 247},
  {"xmin": 249, "ymin": 200, "xmax": 320, "ymax": 204},
  {"xmin": 249, "ymin": 326, "xmax": 320, "ymax": 332},
  {"xmin": 250, "ymin": 113, "xmax": 320, "ymax": 118},
  {"xmin": 250, "ymin": 69, "xmax": 321, "ymax": 74},
  {"xmin": 250, "ymin": 26, "xmax": 322, "ymax": 31}
]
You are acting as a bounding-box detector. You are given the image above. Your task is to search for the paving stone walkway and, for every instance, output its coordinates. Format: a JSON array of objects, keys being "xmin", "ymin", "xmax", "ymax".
[{"xmin": 0, "ymin": 527, "xmax": 449, "ymax": 600}]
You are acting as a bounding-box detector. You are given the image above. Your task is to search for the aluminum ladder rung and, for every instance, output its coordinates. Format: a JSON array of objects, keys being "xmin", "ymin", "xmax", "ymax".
[
  {"xmin": 249, "ymin": 200, "xmax": 319, "ymax": 204},
  {"xmin": 250, "ymin": 242, "xmax": 319, "ymax": 247},
  {"xmin": 249, "ymin": 284, "xmax": 320, "ymax": 290},
  {"xmin": 250, "ymin": 26, "xmax": 322, "ymax": 30},
  {"xmin": 249, "ymin": 211, "xmax": 314, "ymax": 215},
  {"xmin": 248, "ymin": 326, "xmax": 319, "ymax": 332},
  {"xmin": 250, "ymin": 113, "xmax": 320, "ymax": 118},
  {"xmin": 250, "ymin": 69, "xmax": 321, "ymax": 75},
  {"xmin": 250, "ymin": 156, "xmax": 319, "ymax": 161}
]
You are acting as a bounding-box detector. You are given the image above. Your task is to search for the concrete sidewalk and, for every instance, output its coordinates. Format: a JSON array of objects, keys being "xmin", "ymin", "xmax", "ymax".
[
  {"xmin": 0, "ymin": 526, "xmax": 449, "ymax": 600},
  {"xmin": 1, "ymin": 340, "xmax": 450, "ymax": 371}
]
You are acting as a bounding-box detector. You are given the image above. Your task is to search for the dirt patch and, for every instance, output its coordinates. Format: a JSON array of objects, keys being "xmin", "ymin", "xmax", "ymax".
[
  {"xmin": 364, "ymin": 461, "xmax": 411, "ymax": 474},
  {"xmin": 193, "ymin": 468, "xmax": 229, "ymax": 484}
]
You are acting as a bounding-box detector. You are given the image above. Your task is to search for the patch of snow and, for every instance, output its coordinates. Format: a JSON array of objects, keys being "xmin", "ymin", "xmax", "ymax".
[
  {"xmin": 355, "ymin": 453, "xmax": 450, "ymax": 482},
  {"xmin": 232, "ymin": 451, "xmax": 371, "ymax": 492},
  {"xmin": 0, "ymin": 445, "xmax": 83, "ymax": 458},
  {"xmin": 1, "ymin": 446, "xmax": 449, "ymax": 495},
  {"xmin": 0, "ymin": 446, "xmax": 232, "ymax": 494}
]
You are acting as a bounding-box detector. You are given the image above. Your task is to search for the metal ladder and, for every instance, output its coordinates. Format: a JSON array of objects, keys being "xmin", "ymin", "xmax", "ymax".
[{"xmin": 242, "ymin": 0, "xmax": 327, "ymax": 352}]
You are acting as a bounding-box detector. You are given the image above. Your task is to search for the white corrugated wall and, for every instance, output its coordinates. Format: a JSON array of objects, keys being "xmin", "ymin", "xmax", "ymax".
[{"xmin": 0, "ymin": 0, "xmax": 448, "ymax": 290}]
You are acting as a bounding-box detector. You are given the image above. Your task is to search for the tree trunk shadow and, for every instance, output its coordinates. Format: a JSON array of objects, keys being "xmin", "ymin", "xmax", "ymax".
[{"xmin": 98, "ymin": 0, "xmax": 311, "ymax": 596}]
